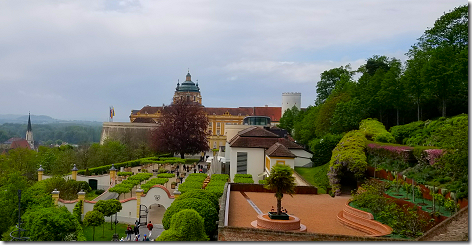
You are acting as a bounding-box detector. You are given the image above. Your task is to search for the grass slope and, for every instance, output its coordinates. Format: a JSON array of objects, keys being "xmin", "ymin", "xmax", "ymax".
[
  {"xmin": 82, "ymin": 222, "xmax": 130, "ymax": 241},
  {"xmin": 295, "ymin": 163, "xmax": 330, "ymax": 194}
]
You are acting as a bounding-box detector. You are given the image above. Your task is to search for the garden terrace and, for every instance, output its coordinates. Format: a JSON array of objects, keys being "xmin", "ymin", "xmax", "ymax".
[
  {"xmin": 219, "ymin": 183, "xmax": 403, "ymax": 241},
  {"xmin": 76, "ymin": 156, "xmax": 187, "ymax": 176}
]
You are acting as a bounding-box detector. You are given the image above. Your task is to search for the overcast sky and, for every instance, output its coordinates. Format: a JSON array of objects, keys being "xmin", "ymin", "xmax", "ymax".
[{"xmin": 0, "ymin": 0, "xmax": 465, "ymax": 122}]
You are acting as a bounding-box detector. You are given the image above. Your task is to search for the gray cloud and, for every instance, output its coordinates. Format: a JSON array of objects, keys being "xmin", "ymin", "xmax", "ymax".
[{"xmin": 0, "ymin": 0, "xmax": 464, "ymax": 122}]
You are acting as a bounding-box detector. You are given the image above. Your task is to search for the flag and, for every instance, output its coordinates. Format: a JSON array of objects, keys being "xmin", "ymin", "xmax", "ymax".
[{"xmin": 110, "ymin": 107, "xmax": 115, "ymax": 119}]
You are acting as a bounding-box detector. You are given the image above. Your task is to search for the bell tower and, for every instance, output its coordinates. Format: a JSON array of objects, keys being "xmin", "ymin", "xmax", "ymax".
[{"xmin": 26, "ymin": 112, "xmax": 34, "ymax": 149}]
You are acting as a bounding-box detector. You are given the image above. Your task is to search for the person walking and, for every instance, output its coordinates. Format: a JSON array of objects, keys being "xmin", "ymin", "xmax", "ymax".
[
  {"xmin": 142, "ymin": 234, "xmax": 150, "ymax": 241},
  {"xmin": 134, "ymin": 220, "xmax": 140, "ymax": 237},
  {"xmin": 126, "ymin": 225, "xmax": 133, "ymax": 241},
  {"xmin": 147, "ymin": 221, "xmax": 153, "ymax": 238}
]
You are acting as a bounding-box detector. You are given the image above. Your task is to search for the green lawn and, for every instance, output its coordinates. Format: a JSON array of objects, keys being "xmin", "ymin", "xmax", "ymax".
[
  {"xmin": 82, "ymin": 222, "xmax": 130, "ymax": 241},
  {"xmin": 295, "ymin": 163, "xmax": 330, "ymax": 194}
]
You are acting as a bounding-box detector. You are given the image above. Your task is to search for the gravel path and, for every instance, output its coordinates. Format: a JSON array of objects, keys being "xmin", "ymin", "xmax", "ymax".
[{"xmin": 426, "ymin": 209, "xmax": 468, "ymax": 241}]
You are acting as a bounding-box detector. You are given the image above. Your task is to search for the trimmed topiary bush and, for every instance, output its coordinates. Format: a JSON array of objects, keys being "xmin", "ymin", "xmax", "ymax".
[
  {"xmin": 233, "ymin": 177, "xmax": 254, "ymax": 184},
  {"xmin": 359, "ymin": 118, "xmax": 395, "ymax": 143},
  {"xmin": 176, "ymin": 189, "xmax": 219, "ymax": 210},
  {"xmin": 328, "ymin": 130, "xmax": 368, "ymax": 196},
  {"xmin": 157, "ymin": 209, "xmax": 209, "ymax": 241},
  {"xmin": 162, "ymin": 198, "xmax": 218, "ymax": 237},
  {"xmin": 157, "ymin": 173, "xmax": 175, "ymax": 178},
  {"xmin": 234, "ymin": 174, "xmax": 252, "ymax": 178},
  {"xmin": 210, "ymin": 174, "xmax": 229, "ymax": 181}
]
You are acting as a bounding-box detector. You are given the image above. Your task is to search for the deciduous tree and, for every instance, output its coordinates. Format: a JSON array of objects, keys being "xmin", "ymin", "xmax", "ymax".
[{"xmin": 150, "ymin": 99, "xmax": 209, "ymax": 159}]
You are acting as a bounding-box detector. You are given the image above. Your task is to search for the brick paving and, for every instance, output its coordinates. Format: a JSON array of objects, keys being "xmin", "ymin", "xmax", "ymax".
[{"xmin": 228, "ymin": 191, "xmax": 366, "ymax": 237}]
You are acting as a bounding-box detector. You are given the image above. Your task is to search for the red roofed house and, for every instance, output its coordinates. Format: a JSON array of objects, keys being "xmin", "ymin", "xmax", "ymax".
[{"xmin": 225, "ymin": 126, "xmax": 312, "ymax": 183}]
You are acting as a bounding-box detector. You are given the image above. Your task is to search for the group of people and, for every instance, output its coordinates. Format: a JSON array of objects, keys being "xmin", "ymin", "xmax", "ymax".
[{"xmin": 124, "ymin": 220, "xmax": 154, "ymax": 241}]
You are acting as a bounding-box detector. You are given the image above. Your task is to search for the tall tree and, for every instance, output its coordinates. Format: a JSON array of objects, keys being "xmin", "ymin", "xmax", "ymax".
[
  {"xmin": 408, "ymin": 5, "xmax": 468, "ymax": 117},
  {"xmin": 150, "ymin": 99, "xmax": 209, "ymax": 159},
  {"xmin": 315, "ymin": 64, "xmax": 352, "ymax": 106}
]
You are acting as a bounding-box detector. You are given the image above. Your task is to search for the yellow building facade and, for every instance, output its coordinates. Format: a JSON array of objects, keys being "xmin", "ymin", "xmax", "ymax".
[{"xmin": 130, "ymin": 72, "xmax": 282, "ymax": 149}]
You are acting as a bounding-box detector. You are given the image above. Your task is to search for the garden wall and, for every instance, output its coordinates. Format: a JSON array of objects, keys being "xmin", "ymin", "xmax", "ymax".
[
  {"xmin": 217, "ymin": 226, "xmax": 403, "ymax": 241},
  {"xmin": 229, "ymin": 183, "xmax": 318, "ymax": 194},
  {"xmin": 366, "ymin": 166, "xmax": 468, "ymax": 209}
]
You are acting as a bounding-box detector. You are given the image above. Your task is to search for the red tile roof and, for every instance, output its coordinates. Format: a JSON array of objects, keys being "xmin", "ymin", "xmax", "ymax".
[
  {"xmin": 204, "ymin": 107, "xmax": 254, "ymax": 116},
  {"xmin": 266, "ymin": 142, "xmax": 296, "ymax": 158},
  {"xmin": 229, "ymin": 135, "xmax": 304, "ymax": 149},
  {"xmin": 238, "ymin": 126, "xmax": 279, "ymax": 138},
  {"xmin": 132, "ymin": 118, "xmax": 157, "ymax": 123},
  {"xmin": 10, "ymin": 139, "xmax": 31, "ymax": 149},
  {"xmin": 132, "ymin": 106, "xmax": 282, "ymax": 122},
  {"xmin": 254, "ymin": 107, "xmax": 282, "ymax": 122},
  {"xmin": 4, "ymin": 137, "xmax": 22, "ymax": 144}
]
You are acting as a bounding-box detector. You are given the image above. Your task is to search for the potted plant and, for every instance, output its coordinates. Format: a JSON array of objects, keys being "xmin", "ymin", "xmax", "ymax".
[{"xmin": 264, "ymin": 164, "xmax": 296, "ymax": 220}]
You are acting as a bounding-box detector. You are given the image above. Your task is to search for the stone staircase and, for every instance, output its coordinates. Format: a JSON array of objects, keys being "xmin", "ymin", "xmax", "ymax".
[{"xmin": 337, "ymin": 201, "xmax": 392, "ymax": 237}]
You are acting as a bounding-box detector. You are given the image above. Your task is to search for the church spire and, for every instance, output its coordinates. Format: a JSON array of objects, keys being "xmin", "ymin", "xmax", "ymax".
[{"xmin": 27, "ymin": 112, "xmax": 32, "ymax": 132}]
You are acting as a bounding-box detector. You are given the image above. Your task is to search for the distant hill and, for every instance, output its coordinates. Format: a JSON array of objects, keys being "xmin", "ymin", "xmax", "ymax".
[
  {"xmin": 0, "ymin": 114, "xmax": 103, "ymax": 126},
  {"xmin": 0, "ymin": 114, "xmax": 103, "ymax": 144}
]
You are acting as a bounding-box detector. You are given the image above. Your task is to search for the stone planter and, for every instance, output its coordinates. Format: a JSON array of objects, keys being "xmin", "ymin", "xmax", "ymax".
[{"xmin": 268, "ymin": 212, "xmax": 289, "ymax": 220}]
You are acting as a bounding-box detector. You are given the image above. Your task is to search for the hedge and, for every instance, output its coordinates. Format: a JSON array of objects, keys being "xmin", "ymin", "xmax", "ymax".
[
  {"xmin": 359, "ymin": 118, "xmax": 395, "ymax": 143},
  {"xmin": 204, "ymin": 186, "xmax": 225, "ymax": 198},
  {"xmin": 76, "ymin": 157, "xmax": 187, "ymax": 176},
  {"xmin": 210, "ymin": 174, "xmax": 229, "ymax": 181},
  {"xmin": 234, "ymin": 174, "xmax": 252, "ymax": 178},
  {"xmin": 328, "ymin": 130, "xmax": 368, "ymax": 196},
  {"xmin": 206, "ymin": 180, "xmax": 227, "ymax": 187},
  {"xmin": 127, "ymin": 173, "xmax": 152, "ymax": 182},
  {"xmin": 157, "ymin": 209, "xmax": 208, "ymax": 241},
  {"xmin": 258, "ymin": 179, "xmax": 267, "ymax": 185},
  {"xmin": 233, "ymin": 177, "xmax": 254, "ymax": 184},
  {"xmin": 176, "ymin": 189, "xmax": 219, "ymax": 210},
  {"xmin": 116, "ymin": 172, "xmax": 133, "ymax": 176},
  {"xmin": 157, "ymin": 173, "xmax": 175, "ymax": 178},
  {"xmin": 178, "ymin": 181, "xmax": 204, "ymax": 194},
  {"xmin": 162, "ymin": 198, "xmax": 218, "ymax": 237}
]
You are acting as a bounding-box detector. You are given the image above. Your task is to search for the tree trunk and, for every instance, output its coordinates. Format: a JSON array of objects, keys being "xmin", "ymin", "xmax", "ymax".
[
  {"xmin": 442, "ymin": 99, "xmax": 446, "ymax": 117},
  {"xmin": 111, "ymin": 216, "xmax": 113, "ymax": 230},
  {"xmin": 417, "ymin": 101, "xmax": 420, "ymax": 121},
  {"xmin": 180, "ymin": 152, "xmax": 185, "ymax": 159},
  {"xmin": 277, "ymin": 197, "xmax": 282, "ymax": 215},
  {"xmin": 396, "ymin": 108, "xmax": 399, "ymax": 126}
]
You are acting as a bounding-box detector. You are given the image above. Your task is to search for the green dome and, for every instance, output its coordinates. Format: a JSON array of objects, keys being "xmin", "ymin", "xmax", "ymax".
[
  {"xmin": 177, "ymin": 80, "xmax": 200, "ymax": 92},
  {"xmin": 176, "ymin": 72, "xmax": 200, "ymax": 92}
]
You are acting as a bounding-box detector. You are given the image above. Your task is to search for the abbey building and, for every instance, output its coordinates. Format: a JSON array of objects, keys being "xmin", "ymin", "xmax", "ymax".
[{"xmin": 129, "ymin": 71, "xmax": 285, "ymax": 149}]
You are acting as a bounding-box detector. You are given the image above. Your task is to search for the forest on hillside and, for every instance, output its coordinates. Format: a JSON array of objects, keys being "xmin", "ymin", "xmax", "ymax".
[
  {"xmin": 0, "ymin": 123, "xmax": 102, "ymax": 145},
  {"xmin": 279, "ymin": 5, "xmax": 467, "ymax": 145},
  {"xmin": 281, "ymin": 5, "xmax": 468, "ymax": 199}
]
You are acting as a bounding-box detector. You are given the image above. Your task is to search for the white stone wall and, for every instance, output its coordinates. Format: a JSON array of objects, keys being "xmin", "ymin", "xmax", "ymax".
[
  {"xmin": 41, "ymin": 174, "xmax": 111, "ymax": 190},
  {"xmin": 140, "ymin": 186, "xmax": 175, "ymax": 210},
  {"xmin": 230, "ymin": 147, "xmax": 265, "ymax": 183},
  {"xmin": 291, "ymin": 149, "xmax": 313, "ymax": 167},
  {"xmin": 59, "ymin": 201, "xmax": 78, "ymax": 213},
  {"xmin": 76, "ymin": 174, "xmax": 111, "ymax": 190}
]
